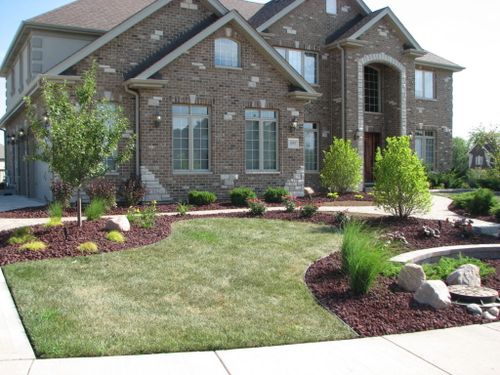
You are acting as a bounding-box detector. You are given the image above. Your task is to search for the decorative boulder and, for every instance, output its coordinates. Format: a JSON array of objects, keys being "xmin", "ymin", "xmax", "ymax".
[
  {"xmin": 398, "ymin": 263, "xmax": 426, "ymax": 292},
  {"xmin": 446, "ymin": 264, "xmax": 481, "ymax": 287},
  {"xmin": 488, "ymin": 307, "xmax": 499, "ymax": 317},
  {"xmin": 304, "ymin": 187, "xmax": 315, "ymax": 197},
  {"xmin": 482, "ymin": 311, "xmax": 497, "ymax": 321},
  {"xmin": 414, "ymin": 280, "xmax": 452, "ymax": 309},
  {"xmin": 466, "ymin": 303, "xmax": 483, "ymax": 316},
  {"xmin": 105, "ymin": 216, "xmax": 131, "ymax": 232}
]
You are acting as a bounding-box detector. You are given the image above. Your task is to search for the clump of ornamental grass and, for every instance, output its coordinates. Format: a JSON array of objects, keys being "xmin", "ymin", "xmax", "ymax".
[
  {"xmin": 106, "ymin": 230, "xmax": 126, "ymax": 243},
  {"xmin": 78, "ymin": 242, "xmax": 99, "ymax": 254},
  {"xmin": 20, "ymin": 241, "xmax": 47, "ymax": 252},
  {"xmin": 8, "ymin": 227, "xmax": 36, "ymax": 245}
]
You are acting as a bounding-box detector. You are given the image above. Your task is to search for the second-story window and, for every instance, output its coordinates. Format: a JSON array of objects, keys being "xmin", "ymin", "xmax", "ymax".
[
  {"xmin": 326, "ymin": 0, "xmax": 337, "ymax": 14},
  {"xmin": 215, "ymin": 38, "xmax": 240, "ymax": 68},
  {"xmin": 415, "ymin": 69, "xmax": 435, "ymax": 99},
  {"xmin": 275, "ymin": 47, "xmax": 318, "ymax": 84},
  {"xmin": 364, "ymin": 66, "xmax": 380, "ymax": 112}
]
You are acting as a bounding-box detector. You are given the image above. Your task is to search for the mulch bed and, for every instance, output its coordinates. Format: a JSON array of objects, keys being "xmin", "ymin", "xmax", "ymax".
[
  {"xmin": 305, "ymin": 253, "xmax": 500, "ymax": 337},
  {"xmin": 447, "ymin": 202, "xmax": 498, "ymax": 223}
]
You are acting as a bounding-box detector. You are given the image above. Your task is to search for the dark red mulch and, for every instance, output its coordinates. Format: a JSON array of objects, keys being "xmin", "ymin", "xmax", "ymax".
[
  {"xmin": 305, "ymin": 253, "xmax": 500, "ymax": 337},
  {"xmin": 447, "ymin": 202, "xmax": 498, "ymax": 223}
]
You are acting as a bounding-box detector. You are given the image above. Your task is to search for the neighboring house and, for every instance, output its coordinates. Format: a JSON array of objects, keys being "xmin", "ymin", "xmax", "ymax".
[
  {"xmin": 0, "ymin": 143, "xmax": 5, "ymax": 184},
  {"xmin": 469, "ymin": 143, "xmax": 495, "ymax": 169},
  {"xmin": 0, "ymin": 0, "xmax": 464, "ymax": 201}
]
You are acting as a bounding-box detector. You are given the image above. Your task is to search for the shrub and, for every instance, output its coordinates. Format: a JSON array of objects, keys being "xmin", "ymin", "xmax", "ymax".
[
  {"xmin": 320, "ymin": 138, "xmax": 362, "ymax": 194},
  {"xmin": 427, "ymin": 171, "xmax": 466, "ymax": 189},
  {"xmin": 263, "ymin": 187, "xmax": 288, "ymax": 203},
  {"xmin": 283, "ymin": 195, "xmax": 296, "ymax": 213},
  {"xmin": 84, "ymin": 199, "xmax": 107, "ymax": 221},
  {"xmin": 85, "ymin": 178, "xmax": 116, "ymax": 209},
  {"xmin": 8, "ymin": 227, "xmax": 36, "ymax": 245},
  {"xmin": 230, "ymin": 187, "xmax": 256, "ymax": 206},
  {"xmin": 106, "ymin": 230, "xmax": 126, "ymax": 243},
  {"xmin": 466, "ymin": 169, "xmax": 500, "ymax": 191},
  {"xmin": 327, "ymin": 192, "xmax": 339, "ymax": 200},
  {"xmin": 381, "ymin": 262, "xmax": 403, "ymax": 278},
  {"xmin": 300, "ymin": 204, "xmax": 318, "ymax": 218},
  {"xmin": 341, "ymin": 221, "xmax": 388, "ymax": 295},
  {"xmin": 51, "ymin": 180, "xmax": 73, "ymax": 208},
  {"xmin": 188, "ymin": 191, "xmax": 217, "ymax": 206},
  {"xmin": 78, "ymin": 242, "xmax": 99, "ymax": 253},
  {"xmin": 334, "ymin": 211, "xmax": 351, "ymax": 228},
  {"xmin": 20, "ymin": 241, "xmax": 47, "ymax": 252},
  {"xmin": 248, "ymin": 198, "xmax": 266, "ymax": 216},
  {"xmin": 374, "ymin": 136, "xmax": 432, "ymax": 218},
  {"xmin": 48, "ymin": 202, "xmax": 63, "ymax": 219},
  {"xmin": 490, "ymin": 204, "xmax": 500, "ymax": 221},
  {"xmin": 467, "ymin": 188, "xmax": 495, "ymax": 215},
  {"xmin": 423, "ymin": 255, "xmax": 495, "ymax": 280},
  {"xmin": 128, "ymin": 201, "xmax": 157, "ymax": 228},
  {"xmin": 120, "ymin": 176, "xmax": 146, "ymax": 206},
  {"xmin": 354, "ymin": 194, "xmax": 364, "ymax": 200},
  {"xmin": 46, "ymin": 218, "xmax": 63, "ymax": 228},
  {"xmin": 176, "ymin": 202, "xmax": 191, "ymax": 216}
]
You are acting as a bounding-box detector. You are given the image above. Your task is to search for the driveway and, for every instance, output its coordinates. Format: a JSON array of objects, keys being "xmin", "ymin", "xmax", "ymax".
[{"xmin": 0, "ymin": 195, "xmax": 45, "ymax": 213}]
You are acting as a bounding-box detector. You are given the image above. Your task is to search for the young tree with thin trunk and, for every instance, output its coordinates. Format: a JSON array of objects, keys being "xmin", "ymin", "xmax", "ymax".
[{"xmin": 25, "ymin": 63, "xmax": 134, "ymax": 226}]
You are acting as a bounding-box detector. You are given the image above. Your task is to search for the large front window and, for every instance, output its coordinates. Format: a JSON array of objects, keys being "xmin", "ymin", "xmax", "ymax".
[
  {"xmin": 98, "ymin": 102, "xmax": 118, "ymax": 172},
  {"xmin": 275, "ymin": 47, "xmax": 318, "ymax": 84},
  {"xmin": 326, "ymin": 0, "xmax": 337, "ymax": 14},
  {"xmin": 214, "ymin": 38, "xmax": 240, "ymax": 68},
  {"xmin": 304, "ymin": 123, "xmax": 318, "ymax": 171},
  {"xmin": 172, "ymin": 105, "xmax": 209, "ymax": 171},
  {"xmin": 364, "ymin": 66, "xmax": 380, "ymax": 112},
  {"xmin": 245, "ymin": 109, "xmax": 278, "ymax": 171},
  {"xmin": 415, "ymin": 130, "xmax": 435, "ymax": 169},
  {"xmin": 415, "ymin": 70, "xmax": 434, "ymax": 99}
]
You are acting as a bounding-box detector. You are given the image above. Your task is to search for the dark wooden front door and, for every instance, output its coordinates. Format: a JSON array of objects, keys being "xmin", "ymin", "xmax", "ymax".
[{"xmin": 364, "ymin": 132, "xmax": 380, "ymax": 183}]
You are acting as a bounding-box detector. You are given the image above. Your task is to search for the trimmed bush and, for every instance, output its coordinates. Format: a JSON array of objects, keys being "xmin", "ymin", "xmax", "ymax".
[
  {"xmin": 248, "ymin": 198, "xmax": 266, "ymax": 216},
  {"xmin": 263, "ymin": 187, "xmax": 288, "ymax": 203},
  {"xmin": 85, "ymin": 178, "xmax": 117, "ymax": 209},
  {"xmin": 230, "ymin": 187, "xmax": 256, "ymax": 206},
  {"xmin": 327, "ymin": 192, "xmax": 339, "ymax": 200},
  {"xmin": 8, "ymin": 227, "xmax": 36, "ymax": 245},
  {"xmin": 490, "ymin": 204, "xmax": 500, "ymax": 221},
  {"xmin": 106, "ymin": 230, "xmax": 126, "ymax": 243},
  {"xmin": 51, "ymin": 180, "xmax": 73, "ymax": 208},
  {"xmin": 84, "ymin": 199, "xmax": 107, "ymax": 221},
  {"xmin": 283, "ymin": 196, "xmax": 296, "ymax": 213},
  {"xmin": 467, "ymin": 169, "xmax": 500, "ymax": 191},
  {"xmin": 120, "ymin": 176, "xmax": 146, "ymax": 207},
  {"xmin": 20, "ymin": 241, "xmax": 47, "ymax": 252},
  {"xmin": 453, "ymin": 188, "xmax": 495, "ymax": 215},
  {"xmin": 299, "ymin": 204, "xmax": 318, "ymax": 218},
  {"xmin": 78, "ymin": 242, "xmax": 99, "ymax": 253},
  {"xmin": 188, "ymin": 191, "xmax": 217, "ymax": 206}
]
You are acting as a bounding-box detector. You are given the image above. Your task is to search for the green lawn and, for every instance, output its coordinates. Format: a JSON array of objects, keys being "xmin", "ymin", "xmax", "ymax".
[{"xmin": 3, "ymin": 218, "xmax": 355, "ymax": 358}]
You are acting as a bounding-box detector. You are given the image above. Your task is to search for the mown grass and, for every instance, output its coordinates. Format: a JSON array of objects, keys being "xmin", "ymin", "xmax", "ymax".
[{"xmin": 2, "ymin": 218, "xmax": 354, "ymax": 358}]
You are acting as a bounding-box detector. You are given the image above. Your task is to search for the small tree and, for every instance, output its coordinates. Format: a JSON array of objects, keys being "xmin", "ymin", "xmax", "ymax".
[
  {"xmin": 320, "ymin": 138, "xmax": 362, "ymax": 194},
  {"xmin": 452, "ymin": 137, "xmax": 469, "ymax": 176},
  {"xmin": 25, "ymin": 63, "xmax": 134, "ymax": 226},
  {"xmin": 373, "ymin": 136, "xmax": 431, "ymax": 218}
]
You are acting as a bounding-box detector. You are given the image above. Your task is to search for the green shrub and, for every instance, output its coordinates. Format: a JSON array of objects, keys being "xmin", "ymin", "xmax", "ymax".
[
  {"xmin": 84, "ymin": 199, "xmax": 107, "ymax": 221},
  {"xmin": 8, "ymin": 227, "xmax": 36, "ymax": 245},
  {"xmin": 283, "ymin": 196, "xmax": 296, "ymax": 213},
  {"xmin": 78, "ymin": 242, "xmax": 99, "ymax": 253},
  {"xmin": 263, "ymin": 187, "xmax": 288, "ymax": 203},
  {"xmin": 341, "ymin": 221, "xmax": 388, "ymax": 295},
  {"xmin": 468, "ymin": 188, "xmax": 495, "ymax": 215},
  {"xmin": 230, "ymin": 187, "xmax": 257, "ymax": 206},
  {"xmin": 381, "ymin": 262, "xmax": 403, "ymax": 278},
  {"xmin": 45, "ymin": 217, "xmax": 63, "ymax": 228},
  {"xmin": 299, "ymin": 204, "xmax": 318, "ymax": 218},
  {"xmin": 248, "ymin": 198, "xmax": 266, "ymax": 216},
  {"xmin": 427, "ymin": 171, "xmax": 467, "ymax": 189},
  {"xmin": 374, "ymin": 136, "xmax": 432, "ymax": 218},
  {"xmin": 467, "ymin": 168, "xmax": 500, "ymax": 191},
  {"xmin": 423, "ymin": 256, "xmax": 495, "ymax": 280},
  {"xmin": 354, "ymin": 194, "xmax": 364, "ymax": 200},
  {"xmin": 452, "ymin": 191, "xmax": 474, "ymax": 209},
  {"xmin": 128, "ymin": 201, "xmax": 158, "ymax": 228},
  {"xmin": 106, "ymin": 230, "xmax": 126, "ymax": 243},
  {"xmin": 320, "ymin": 138, "xmax": 362, "ymax": 194},
  {"xmin": 176, "ymin": 202, "xmax": 191, "ymax": 216},
  {"xmin": 20, "ymin": 241, "xmax": 47, "ymax": 252},
  {"xmin": 188, "ymin": 191, "xmax": 217, "ymax": 206},
  {"xmin": 48, "ymin": 202, "xmax": 63, "ymax": 219},
  {"xmin": 490, "ymin": 204, "xmax": 500, "ymax": 221},
  {"xmin": 327, "ymin": 192, "xmax": 339, "ymax": 200},
  {"xmin": 334, "ymin": 211, "xmax": 351, "ymax": 228}
]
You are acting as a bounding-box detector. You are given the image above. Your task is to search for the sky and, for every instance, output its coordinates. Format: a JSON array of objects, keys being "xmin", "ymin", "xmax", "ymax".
[{"xmin": 1, "ymin": 0, "xmax": 499, "ymax": 144}]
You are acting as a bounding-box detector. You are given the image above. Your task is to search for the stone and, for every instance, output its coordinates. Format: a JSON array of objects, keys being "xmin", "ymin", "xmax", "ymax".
[
  {"xmin": 414, "ymin": 280, "xmax": 452, "ymax": 309},
  {"xmin": 488, "ymin": 307, "xmax": 499, "ymax": 317},
  {"xmin": 105, "ymin": 216, "xmax": 131, "ymax": 232},
  {"xmin": 446, "ymin": 264, "xmax": 481, "ymax": 287},
  {"xmin": 466, "ymin": 303, "xmax": 483, "ymax": 316},
  {"xmin": 304, "ymin": 187, "xmax": 314, "ymax": 197},
  {"xmin": 482, "ymin": 311, "xmax": 497, "ymax": 321},
  {"xmin": 398, "ymin": 263, "xmax": 426, "ymax": 292}
]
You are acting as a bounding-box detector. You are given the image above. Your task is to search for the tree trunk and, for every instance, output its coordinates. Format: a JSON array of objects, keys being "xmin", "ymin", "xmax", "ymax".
[{"xmin": 77, "ymin": 187, "xmax": 82, "ymax": 227}]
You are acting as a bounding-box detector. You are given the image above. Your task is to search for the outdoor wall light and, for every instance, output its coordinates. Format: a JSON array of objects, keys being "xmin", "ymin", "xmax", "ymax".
[
  {"xmin": 290, "ymin": 117, "xmax": 299, "ymax": 130},
  {"xmin": 9, "ymin": 134, "xmax": 16, "ymax": 143},
  {"xmin": 154, "ymin": 112, "xmax": 162, "ymax": 127},
  {"xmin": 18, "ymin": 129, "xmax": 25, "ymax": 137},
  {"xmin": 354, "ymin": 129, "xmax": 362, "ymax": 140},
  {"xmin": 42, "ymin": 113, "xmax": 49, "ymax": 125}
]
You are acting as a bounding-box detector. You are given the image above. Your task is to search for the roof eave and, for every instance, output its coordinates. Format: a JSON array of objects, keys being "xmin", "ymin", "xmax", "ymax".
[
  {"xmin": 124, "ymin": 78, "xmax": 169, "ymax": 89},
  {"xmin": 415, "ymin": 60, "xmax": 465, "ymax": 73}
]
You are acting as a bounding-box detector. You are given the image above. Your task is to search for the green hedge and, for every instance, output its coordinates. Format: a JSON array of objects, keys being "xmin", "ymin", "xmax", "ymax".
[
  {"xmin": 230, "ymin": 187, "xmax": 257, "ymax": 206},
  {"xmin": 188, "ymin": 191, "xmax": 217, "ymax": 206}
]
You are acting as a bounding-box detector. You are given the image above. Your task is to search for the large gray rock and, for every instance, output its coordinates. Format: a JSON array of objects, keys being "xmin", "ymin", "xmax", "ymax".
[
  {"xmin": 414, "ymin": 280, "xmax": 452, "ymax": 309},
  {"xmin": 105, "ymin": 216, "xmax": 131, "ymax": 232},
  {"xmin": 488, "ymin": 307, "xmax": 499, "ymax": 317},
  {"xmin": 482, "ymin": 311, "xmax": 497, "ymax": 321},
  {"xmin": 446, "ymin": 264, "xmax": 481, "ymax": 287},
  {"xmin": 466, "ymin": 303, "xmax": 483, "ymax": 316},
  {"xmin": 398, "ymin": 263, "xmax": 426, "ymax": 292}
]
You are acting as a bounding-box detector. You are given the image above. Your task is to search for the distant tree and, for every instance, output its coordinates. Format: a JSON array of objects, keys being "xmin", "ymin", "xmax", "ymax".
[
  {"xmin": 374, "ymin": 136, "xmax": 431, "ymax": 218},
  {"xmin": 320, "ymin": 138, "xmax": 362, "ymax": 194},
  {"xmin": 452, "ymin": 137, "xmax": 469, "ymax": 175},
  {"xmin": 25, "ymin": 62, "xmax": 134, "ymax": 226}
]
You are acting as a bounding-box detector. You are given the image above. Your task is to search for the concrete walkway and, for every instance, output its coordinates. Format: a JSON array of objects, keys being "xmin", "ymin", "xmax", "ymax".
[{"xmin": 0, "ymin": 196, "xmax": 45, "ymax": 213}]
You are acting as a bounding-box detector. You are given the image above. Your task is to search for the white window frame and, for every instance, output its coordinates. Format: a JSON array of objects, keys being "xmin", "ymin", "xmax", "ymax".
[
  {"xmin": 475, "ymin": 155, "xmax": 484, "ymax": 167},
  {"xmin": 172, "ymin": 105, "xmax": 210, "ymax": 172},
  {"xmin": 214, "ymin": 38, "xmax": 241, "ymax": 68},
  {"xmin": 245, "ymin": 109, "xmax": 279, "ymax": 172},
  {"xmin": 304, "ymin": 123, "xmax": 319, "ymax": 172},
  {"xmin": 364, "ymin": 65, "xmax": 381, "ymax": 113},
  {"xmin": 98, "ymin": 102, "xmax": 119, "ymax": 173},
  {"xmin": 326, "ymin": 0, "xmax": 337, "ymax": 14},
  {"xmin": 415, "ymin": 69, "xmax": 435, "ymax": 100},
  {"xmin": 275, "ymin": 47, "xmax": 318, "ymax": 85},
  {"xmin": 414, "ymin": 130, "xmax": 435, "ymax": 169}
]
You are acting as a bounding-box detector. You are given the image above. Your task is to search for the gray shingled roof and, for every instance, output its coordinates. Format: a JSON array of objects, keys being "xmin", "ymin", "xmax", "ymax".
[
  {"xmin": 220, "ymin": 0, "xmax": 264, "ymax": 19},
  {"xmin": 325, "ymin": 8, "xmax": 386, "ymax": 44},
  {"xmin": 249, "ymin": 0, "xmax": 296, "ymax": 29},
  {"xmin": 416, "ymin": 52, "xmax": 465, "ymax": 71}
]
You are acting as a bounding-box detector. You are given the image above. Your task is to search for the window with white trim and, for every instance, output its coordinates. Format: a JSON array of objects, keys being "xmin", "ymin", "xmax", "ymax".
[
  {"xmin": 98, "ymin": 102, "xmax": 119, "ymax": 172},
  {"xmin": 326, "ymin": 0, "xmax": 337, "ymax": 14},
  {"xmin": 173, "ymin": 105, "xmax": 209, "ymax": 171},
  {"xmin": 415, "ymin": 70, "xmax": 434, "ymax": 99},
  {"xmin": 245, "ymin": 109, "xmax": 278, "ymax": 171},
  {"xmin": 275, "ymin": 47, "xmax": 318, "ymax": 84},
  {"xmin": 475, "ymin": 155, "xmax": 484, "ymax": 167},
  {"xmin": 415, "ymin": 130, "xmax": 435, "ymax": 168},
  {"xmin": 304, "ymin": 123, "xmax": 319, "ymax": 171},
  {"xmin": 364, "ymin": 66, "xmax": 380, "ymax": 112},
  {"xmin": 214, "ymin": 38, "xmax": 240, "ymax": 68}
]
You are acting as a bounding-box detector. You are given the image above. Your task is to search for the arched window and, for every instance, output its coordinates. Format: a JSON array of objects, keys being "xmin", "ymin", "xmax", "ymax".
[
  {"xmin": 214, "ymin": 38, "xmax": 240, "ymax": 68},
  {"xmin": 364, "ymin": 66, "xmax": 380, "ymax": 112}
]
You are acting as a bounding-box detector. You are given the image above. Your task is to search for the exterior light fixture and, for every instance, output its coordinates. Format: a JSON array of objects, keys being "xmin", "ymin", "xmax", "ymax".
[
  {"xmin": 291, "ymin": 117, "xmax": 299, "ymax": 130},
  {"xmin": 354, "ymin": 129, "xmax": 362, "ymax": 140},
  {"xmin": 154, "ymin": 112, "xmax": 162, "ymax": 127},
  {"xmin": 18, "ymin": 129, "xmax": 25, "ymax": 137},
  {"xmin": 9, "ymin": 134, "xmax": 16, "ymax": 143},
  {"xmin": 42, "ymin": 113, "xmax": 49, "ymax": 125}
]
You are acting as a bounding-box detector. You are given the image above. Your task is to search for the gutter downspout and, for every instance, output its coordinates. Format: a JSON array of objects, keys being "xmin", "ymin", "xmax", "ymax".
[
  {"xmin": 124, "ymin": 84, "xmax": 140, "ymax": 176},
  {"xmin": 336, "ymin": 44, "xmax": 346, "ymax": 139}
]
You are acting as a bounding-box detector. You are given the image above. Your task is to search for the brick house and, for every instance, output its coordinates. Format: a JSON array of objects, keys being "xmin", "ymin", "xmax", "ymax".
[{"xmin": 0, "ymin": 0, "xmax": 464, "ymax": 202}]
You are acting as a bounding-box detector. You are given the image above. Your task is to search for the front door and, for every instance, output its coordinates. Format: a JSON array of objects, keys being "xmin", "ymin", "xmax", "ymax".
[{"xmin": 364, "ymin": 132, "xmax": 380, "ymax": 183}]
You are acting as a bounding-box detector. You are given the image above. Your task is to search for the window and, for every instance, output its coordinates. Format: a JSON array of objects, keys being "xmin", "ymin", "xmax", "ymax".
[
  {"xmin": 214, "ymin": 38, "xmax": 240, "ymax": 68},
  {"xmin": 172, "ymin": 105, "xmax": 209, "ymax": 171},
  {"xmin": 415, "ymin": 70, "xmax": 434, "ymax": 99},
  {"xmin": 245, "ymin": 109, "xmax": 278, "ymax": 171},
  {"xmin": 275, "ymin": 47, "xmax": 318, "ymax": 84},
  {"xmin": 10, "ymin": 69, "xmax": 15, "ymax": 96},
  {"xmin": 364, "ymin": 66, "xmax": 380, "ymax": 112},
  {"xmin": 326, "ymin": 0, "xmax": 337, "ymax": 14},
  {"xmin": 414, "ymin": 130, "xmax": 435, "ymax": 168},
  {"xmin": 476, "ymin": 155, "xmax": 484, "ymax": 167},
  {"xmin": 304, "ymin": 123, "xmax": 319, "ymax": 171},
  {"xmin": 18, "ymin": 54, "xmax": 24, "ymax": 93},
  {"xmin": 99, "ymin": 103, "xmax": 118, "ymax": 172}
]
